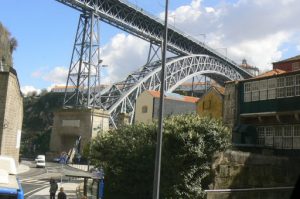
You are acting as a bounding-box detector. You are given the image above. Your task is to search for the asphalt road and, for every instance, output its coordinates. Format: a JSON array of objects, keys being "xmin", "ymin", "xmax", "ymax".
[{"xmin": 18, "ymin": 161, "xmax": 79, "ymax": 198}]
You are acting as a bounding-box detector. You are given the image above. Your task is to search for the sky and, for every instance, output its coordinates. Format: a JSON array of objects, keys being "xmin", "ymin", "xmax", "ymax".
[{"xmin": 1, "ymin": 0, "xmax": 300, "ymax": 95}]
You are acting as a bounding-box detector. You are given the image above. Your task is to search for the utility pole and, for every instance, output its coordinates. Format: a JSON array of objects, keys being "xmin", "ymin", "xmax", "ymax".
[{"xmin": 152, "ymin": 0, "xmax": 169, "ymax": 199}]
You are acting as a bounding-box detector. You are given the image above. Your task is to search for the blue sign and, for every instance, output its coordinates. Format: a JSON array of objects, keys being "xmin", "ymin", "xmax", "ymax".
[{"xmin": 98, "ymin": 179, "xmax": 104, "ymax": 199}]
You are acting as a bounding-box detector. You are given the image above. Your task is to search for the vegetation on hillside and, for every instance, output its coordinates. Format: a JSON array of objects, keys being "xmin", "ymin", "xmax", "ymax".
[
  {"xmin": 21, "ymin": 91, "xmax": 64, "ymax": 156},
  {"xmin": 90, "ymin": 114, "xmax": 230, "ymax": 199},
  {"xmin": 0, "ymin": 22, "xmax": 17, "ymax": 69}
]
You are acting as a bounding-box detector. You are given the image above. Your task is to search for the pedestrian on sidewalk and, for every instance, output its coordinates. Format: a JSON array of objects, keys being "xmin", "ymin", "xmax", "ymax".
[
  {"xmin": 58, "ymin": 187, "xmax": 67, "ymax": 199},
  {"xmin": 49, "ymin": 178, "xmax": 58, "ymax": 199}
]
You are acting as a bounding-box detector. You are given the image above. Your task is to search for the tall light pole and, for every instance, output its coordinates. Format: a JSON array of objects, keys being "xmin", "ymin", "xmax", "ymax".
[{"xmin": 153, "ymin": 0, "xmax": 169, "ymax": 199}]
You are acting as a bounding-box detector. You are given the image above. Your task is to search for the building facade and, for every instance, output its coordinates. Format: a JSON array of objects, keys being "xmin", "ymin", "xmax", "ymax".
[
  {"xmin": 0, "ymin": 68, "xmax": 23, "ymax": 163},
  {"xmin": 224, "ymin": 69, "xmax": 300, "ymax": 150},
  {"xmin": 273, "ymin": 54, "xmax": 300, "ymax": 72},
  {"xmin": 135, "ymin": 90, "xmax": 199, "ymax": 124},
  {"xmin": 196, "ymin": 86, "xmax": 224, "ymax": 119}
]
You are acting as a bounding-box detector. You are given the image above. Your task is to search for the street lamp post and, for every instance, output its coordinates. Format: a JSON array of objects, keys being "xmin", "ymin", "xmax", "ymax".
[{"xmin": 152, "ymin": 0, "xmax": 169, "ymax": 199}]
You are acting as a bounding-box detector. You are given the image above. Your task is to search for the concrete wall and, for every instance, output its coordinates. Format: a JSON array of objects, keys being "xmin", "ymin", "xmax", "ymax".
[
  {"xmin": 135, "ymin": 92, "xmax": 154, "ymax": 124},
  {"xmin": 135, "ymin": 91, "xmax": 197, "ymax": 124},
  {"xmin": 197, "ymin": 89, "xmax": 223, "ymax": 119},
  {"xmin": 0, "ymin": 70, "xmax": 23, "ymax": 163},
  {"xmin": 207, "ymin": 150, "xmax": 300, "ymax": 199},
  {"xmin": 153, "ymin": 98, "xmax": 196, "ymax": 120},
  {"xmin": 49, "ymin": 108, "xmax": 109, "ymax": 156}
]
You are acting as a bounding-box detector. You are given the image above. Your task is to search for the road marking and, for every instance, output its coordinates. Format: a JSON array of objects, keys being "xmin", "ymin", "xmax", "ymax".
[
  {"xmin": 21, "ymin": 181, "xmax": 48, "ymax": 185},
  {"xmin": 24, "ymin": 184, "xmax": 49, "ymax": 197}
]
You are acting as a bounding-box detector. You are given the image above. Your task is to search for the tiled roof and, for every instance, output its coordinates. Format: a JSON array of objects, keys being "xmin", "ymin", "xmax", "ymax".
[
  {"xmin": 182, "ymin": 96, "xmax": 200, "ymax": 103},
  {"xmin": 147, "ymin": 90, "xmax": 160, "ymax": 98},
  {"xmin": 255, "ymin": 69, "xmax": 286, "ymax": 78},
  {"xmin": 146, "ymin": 90, "xmax": 199, "ymax": 103},
  {"xmin": 273, "ymin": 54, "xmax": 300, "ymax": 64}
]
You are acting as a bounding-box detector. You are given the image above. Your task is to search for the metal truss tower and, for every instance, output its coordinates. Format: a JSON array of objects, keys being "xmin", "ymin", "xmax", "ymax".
[{"xmin": 63, "ymin": 12, "xmax": 101, "ymax": 108}]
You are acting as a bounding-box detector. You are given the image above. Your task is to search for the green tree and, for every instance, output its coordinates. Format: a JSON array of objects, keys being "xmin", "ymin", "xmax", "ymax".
[
  {"xmin": 90, "ymin": 114, "xmax": 230, "ymax": 199},
  {"xmin": 0, "ymin": 22, "xmax": 17, "ymax": 69}
]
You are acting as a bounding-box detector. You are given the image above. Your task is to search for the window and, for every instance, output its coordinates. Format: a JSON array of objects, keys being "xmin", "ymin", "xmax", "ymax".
[
  {"xmin": 286, "ymin": 76, "xmax": 295, "ymax": 97},
  {"xmin": 274, "ymin": 127, "xmax": 283, "ymax": 149},
  {"xmin": 265, "ymin": 126, "xmax": 274, "ymax": 146},
  {"xmin": 244, "ymin": 93, "xmax": 251, "ymax": 102},
  {"xmin": 276, "ymin": 77, "xmax": 285, "ymax": 98},
  {"xmin": 244, "ymin": 82, "xmax": 251, "ymax": 92},
  {"xmin": 251, "ymin": 81, "xmax": 259, "ymax": 101},
  {"xmin": 283, "ymin": 125, "xmax": 293, "ymax": 149},
  {"xmin": 294, "ymin": 125, "xmax": 300, "ymax": 136},
  {"xmin": 251, "ymin": 81, "xmax": 259, "ymax": 91},
  {"xmin": 142, "ymin": 106, "xmax": 148, "ymax": 113},
  {"xmin": 268, "ymin": 78, "xmax": 277, "ymax": 99},
  {"xmin": 259, "ymin": 80, "xmax": 268, "ymax": 100},
  {"xmin": 294, "ymin": 125, "xmax": 300, "ymax": 149},
  {"xmin": 256, "ymin": 125, "xmax": 300, "ymax": 149},
  {"xmin": 252, "ymin": 91, "xmax": 259, "ymax": 101},
  {"xmin": 257, "ymin": 127, "xmax": 265, "ymax": 145},
  {"xmin": 244, "ymin": 82, "xmax": 251, "ymax": 102},
  {"xmin": 296, "ymin": 75, "xmax": 300, "ymax": 96}
]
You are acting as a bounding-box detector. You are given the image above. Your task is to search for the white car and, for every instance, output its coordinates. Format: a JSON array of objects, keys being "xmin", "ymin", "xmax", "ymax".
[{"xmin": 35, "ymin": 155, "xmax": 46, "ymax": 168}]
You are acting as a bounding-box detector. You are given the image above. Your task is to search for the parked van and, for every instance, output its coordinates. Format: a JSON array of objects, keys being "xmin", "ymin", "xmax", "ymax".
[{"xmin": 35, "ymin": 155, "xmax": 46, "ymax": 168}]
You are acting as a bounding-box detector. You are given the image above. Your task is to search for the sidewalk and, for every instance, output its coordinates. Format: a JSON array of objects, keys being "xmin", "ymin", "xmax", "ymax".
[
  {"xmin": 26, "ymin": 182, "xmax": 79, "ymax": 199},
  {"xmin": 17, "ymin": 162, "xmax": 30, "ymax": 174}
]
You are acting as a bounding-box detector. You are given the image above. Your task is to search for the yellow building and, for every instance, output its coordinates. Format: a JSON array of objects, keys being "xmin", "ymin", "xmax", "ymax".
[
  {"xmin": 197, "ymin": 86, "xmax": 224, "ymax": 119},
  {"xmin": 135, "ymin": 90, "xmax": 199, "ymax": 124}
]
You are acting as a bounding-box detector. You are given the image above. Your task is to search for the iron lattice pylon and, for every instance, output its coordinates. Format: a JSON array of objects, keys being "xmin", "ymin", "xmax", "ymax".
[{"xmin": 63, "ymin": 12, "xmax": 101, "ymax": 108}]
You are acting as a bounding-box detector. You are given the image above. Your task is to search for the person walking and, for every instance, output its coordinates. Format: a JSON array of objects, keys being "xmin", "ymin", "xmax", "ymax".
[
  {"xmin": 57, "ymin": 187, "xmax": 67, "ymax": 199},
  {"xmin": 49, "ymin": 178, "xmax": 58, "ymax": 199}
]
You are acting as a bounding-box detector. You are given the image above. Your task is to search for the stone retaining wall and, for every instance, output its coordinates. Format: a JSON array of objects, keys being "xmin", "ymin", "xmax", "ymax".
[{"xmin": 207, "ymin": 150, "xmax": 300, "ymax": 199}]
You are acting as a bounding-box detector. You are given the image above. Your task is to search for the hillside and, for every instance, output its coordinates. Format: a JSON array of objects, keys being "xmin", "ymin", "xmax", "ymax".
[{"xmin": 21, "ymin": 92, "xmax": 64, "ymax": 156}]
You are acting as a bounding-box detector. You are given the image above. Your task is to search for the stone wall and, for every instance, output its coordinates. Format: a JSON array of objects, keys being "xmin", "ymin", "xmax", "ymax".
[
  {"xmin": 223, "ymin": 81, "xmax": 238, "ymax": 128},
  {"xmin": 207, "ymin": 150, "xmax": 300, "ymax": 199},
  {"xmin": 0, "ymin": 69, "xmax": 23, "ymax": 164}
]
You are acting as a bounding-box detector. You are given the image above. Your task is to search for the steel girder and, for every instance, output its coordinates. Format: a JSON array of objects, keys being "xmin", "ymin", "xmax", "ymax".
[
  {"xmin": 100, "ymin": 55, "xmax": 244, "ymax": 128},
  {"xmin": 56, "ymin": 0, "xmax": 252, "ymax": 79},
  {"xmin": 63, "ymin": 13, "xmax": 101, "ymax": 108}
]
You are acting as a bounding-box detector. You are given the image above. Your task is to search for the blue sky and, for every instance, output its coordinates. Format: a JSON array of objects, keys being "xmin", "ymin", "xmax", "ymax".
[{"xmin": 1, "ymin": 0, "xmax": 299, "ymax": 94}]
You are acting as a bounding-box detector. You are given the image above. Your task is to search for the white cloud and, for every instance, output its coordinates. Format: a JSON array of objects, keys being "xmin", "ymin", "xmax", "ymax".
[
  {"xmin": 21, "ymin": 86, "xmax": 41, "ymax": 96},
  {"xmin": 228, "ymin": 32, "xmax": 291, "ymax": 70},
  {"xmin": 160, "ymin": 0, "xmax": 300, "ymax": 70},
  {"xmin": 42, "ymin": 66, "xmax": 68, "ymax": 84},
  {"xmin": 205, "ymin": 7, "xmax": 215, "ymax": 13},
  {"xmin": 31, "ymin": 66, "xmax": 68, "ymax": 85},
  {"xmin": 101, "ymin": 34, "xmax": 149, "ymax": 83},
  {"xmin": 297, "ymin": 45, "xmax": 300, "ymax": 52}
]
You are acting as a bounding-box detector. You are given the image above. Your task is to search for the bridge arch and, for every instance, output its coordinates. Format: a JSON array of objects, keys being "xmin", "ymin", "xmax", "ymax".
[{"xmin": 100, "ymin": 54, "xmax": 249, "ymax": 127}]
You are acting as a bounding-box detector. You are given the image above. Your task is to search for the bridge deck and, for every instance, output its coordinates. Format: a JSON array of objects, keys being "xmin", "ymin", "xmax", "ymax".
[{"xmin": 56, "ymin": 0, "xmax": 252, "ymax": 79}]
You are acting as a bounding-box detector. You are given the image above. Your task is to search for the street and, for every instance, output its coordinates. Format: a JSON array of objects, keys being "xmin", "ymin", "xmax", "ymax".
[{"xmin": 18, "ymin": 160, "xmax": 82, "ymax": 199}]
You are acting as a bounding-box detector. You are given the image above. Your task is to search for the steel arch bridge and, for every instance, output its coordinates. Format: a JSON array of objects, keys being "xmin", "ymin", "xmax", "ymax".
[
  {"xmin": 55, "ymin": 0, "xmax": 254, "ymax": 127},
  {"xmin": 101, "ymin": 54, "xmax": 245, "ymax": 128}
]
